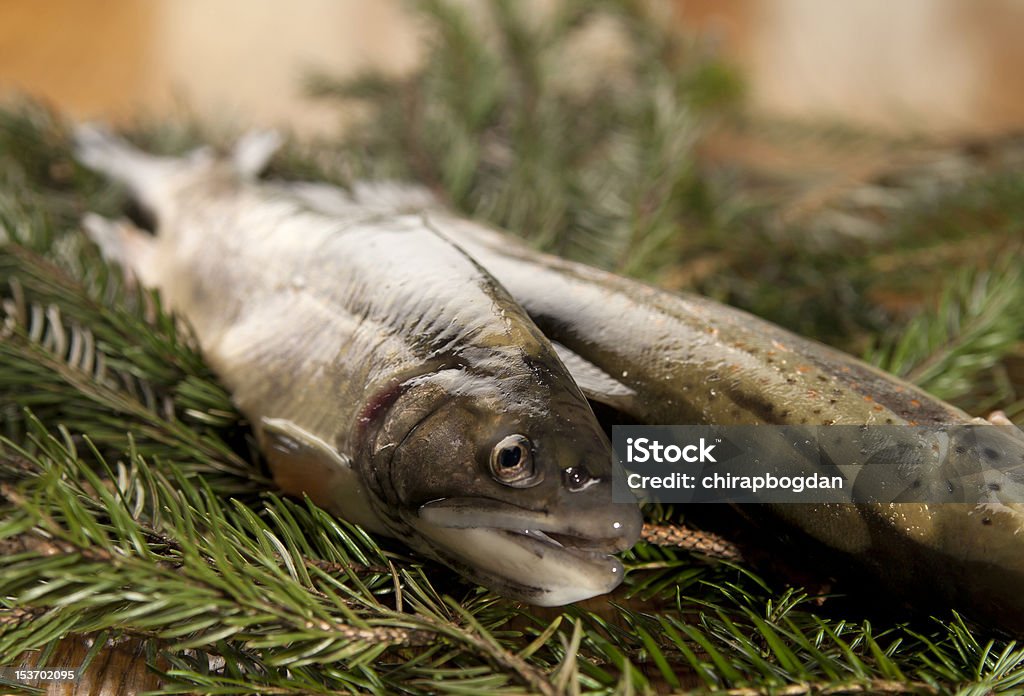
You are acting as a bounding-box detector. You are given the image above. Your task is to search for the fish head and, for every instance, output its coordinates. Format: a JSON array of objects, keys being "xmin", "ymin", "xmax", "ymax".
[{"xmin": 365, "ymin": 367, "xmax": 642, "ymax": 606}]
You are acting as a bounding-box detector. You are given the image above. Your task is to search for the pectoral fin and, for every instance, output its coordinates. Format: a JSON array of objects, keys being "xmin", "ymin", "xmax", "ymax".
[
  {"xmin": 260, "ymin": 417, "xmax": 384, "ymax": 532},
  {"xmin": 551, "ymin": 341, "xmax": 637, "ymax": 410},
  {"xmin": 262, "ymin": 414, "xmax": 352, "ymax": 464}
]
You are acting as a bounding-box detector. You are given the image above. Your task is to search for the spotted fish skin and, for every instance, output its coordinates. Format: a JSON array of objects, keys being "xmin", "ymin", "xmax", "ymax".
[{"xmin": 74, "ymin": 130, "xmax": 642, "ymax": 607}]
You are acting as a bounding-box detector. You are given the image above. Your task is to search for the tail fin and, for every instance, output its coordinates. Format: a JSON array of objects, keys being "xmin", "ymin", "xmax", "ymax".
[
  {"xmin": 73, "ymin": 124, "xmax": 212, "ymax": 218},
  {"xmin": 75, "ymin": 125, "xmax": 283, "ymax": 216}
]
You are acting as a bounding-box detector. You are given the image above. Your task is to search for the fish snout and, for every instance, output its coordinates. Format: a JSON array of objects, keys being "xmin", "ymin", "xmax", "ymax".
[{"xmin": 554, "ymin": 474, "xmax": 643, "ymax": 553}]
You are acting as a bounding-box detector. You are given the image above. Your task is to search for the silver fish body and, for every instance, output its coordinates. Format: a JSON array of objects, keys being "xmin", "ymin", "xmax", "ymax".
[
  {"xmin": 280, "ymin": 179, "xmax": 1024, "ymax": 631},
  {"xmin": 74, "ymin": 130, "xmax": 642, "ymax": 606}
]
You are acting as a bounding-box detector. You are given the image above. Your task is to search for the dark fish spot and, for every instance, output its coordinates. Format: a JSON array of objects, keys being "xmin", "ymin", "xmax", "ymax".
[
  {"xmin": 983, "ymin": 447, "xmax": 1000, "ymax": 461},
  {"xmin": 813, "ymin": 408, "xmax": 822, "ymax": 415},
  {"xmin": 988, "ymin": 482, "xmax": 1002, "ymax": 492},
  {"xmin": 728, "ymin": 391, "xmax": 778, "ymax": 423},
  {"xmin": 982, "ymin": 518, "xmax": 993, "ymax": 526},
  {"xmin": 804, "ymin": 353, "xmax": 955, "ymax": 424},
  {"xmin": 955, "ymin": 446, "xmax": 967, "ymax": 455},
  {"xmin": 912, "ymin": 479, "xmax": 922, "ymax": 488}
]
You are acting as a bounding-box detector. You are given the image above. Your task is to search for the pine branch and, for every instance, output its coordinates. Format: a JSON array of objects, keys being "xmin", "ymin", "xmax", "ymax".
[
  {"xmin": 866, "ymin": 262, "xmax": 1024, "ymax": 412},
  {"xmin": 1, "ymin": 248, "xmax": 260, "ymax": 491},
  {"xmin": 0, "ymin": 428, "xmax": 546, "ymax": 692},
  {"xmin": 641, "ymin": 522, "xmax": 742, "ymax": 561}
]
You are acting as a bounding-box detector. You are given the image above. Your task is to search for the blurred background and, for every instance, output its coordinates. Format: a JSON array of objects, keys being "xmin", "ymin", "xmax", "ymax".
[{"xmin": 2, "ymin": 0, "xmax": 1024, "ymax": 138}]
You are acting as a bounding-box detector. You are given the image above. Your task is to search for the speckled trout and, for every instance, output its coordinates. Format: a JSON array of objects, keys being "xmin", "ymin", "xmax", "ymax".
[
  {"xmin": 73, "ymin": 129, "xmax": 642, "ymax": 606},
  {"xmin": 276, "ymin": 178, "xmax": 1024, "ymax": 631}
]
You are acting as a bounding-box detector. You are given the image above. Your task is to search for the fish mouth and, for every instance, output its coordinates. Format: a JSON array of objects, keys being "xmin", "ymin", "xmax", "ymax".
[
  {"xmin": 502, "ymin": 527, "xmax": 627, "ymax": 557},
  {"xmin": 411, "ymin": 497, "xmax": 640, "ymax": 606},
  {"xmin": 417, "ymin": 497, "xmax": 638, "ymax": 555}
]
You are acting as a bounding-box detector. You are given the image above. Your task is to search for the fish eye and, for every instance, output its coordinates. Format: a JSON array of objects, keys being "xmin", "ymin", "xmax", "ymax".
[
  {"xmin": 489, "ymin": 434, "xmax": 539, "ymax": 487},
  {"xmin": 563, "ymin": 465, "xmax": 598, "ymax": 492}
]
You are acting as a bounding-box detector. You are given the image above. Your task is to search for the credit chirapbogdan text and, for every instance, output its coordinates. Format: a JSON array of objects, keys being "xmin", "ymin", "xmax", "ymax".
[{"xmin": 623, "ymin": 436, "xmax": 842, "ymax": 493}]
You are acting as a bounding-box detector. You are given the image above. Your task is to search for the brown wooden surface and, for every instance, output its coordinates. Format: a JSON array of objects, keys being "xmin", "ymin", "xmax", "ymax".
[{"xmin": 1, "ymin": 635, "xmax": 165, "ymax": 696}]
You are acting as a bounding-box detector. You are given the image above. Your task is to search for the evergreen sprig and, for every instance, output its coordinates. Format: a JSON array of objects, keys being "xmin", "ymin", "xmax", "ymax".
[
  {"xmin": 0, "ymin": 423, "xmax": 554, "ymax": 694},
  {"xmin": 867, "ymin": 262, "xmax": 1024, "ymax": 410},
  {"xmin": 1, "ymin": 244, "xmax": 259, "ymax": 492}
]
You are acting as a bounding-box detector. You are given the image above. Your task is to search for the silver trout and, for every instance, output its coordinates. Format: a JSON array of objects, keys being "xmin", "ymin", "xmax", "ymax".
[
  {"xmin": 278, "ymin": 179, "xmax": 1024, "ymax": 631},
  {"xmin": 73, "ymin": 129, "xmax": 642, "ymax": 606}
]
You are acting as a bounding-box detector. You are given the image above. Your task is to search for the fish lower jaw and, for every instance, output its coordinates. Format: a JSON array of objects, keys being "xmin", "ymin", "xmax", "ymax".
[{"xmin": 408, "ymin": 521, "xmax": 626, "ymax": 606}]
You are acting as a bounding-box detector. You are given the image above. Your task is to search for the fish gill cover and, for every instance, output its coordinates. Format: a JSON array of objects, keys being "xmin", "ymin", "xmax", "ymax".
[{"xmin": 1, "ymin": 1, "xmax": 1024, "ymax": 694}]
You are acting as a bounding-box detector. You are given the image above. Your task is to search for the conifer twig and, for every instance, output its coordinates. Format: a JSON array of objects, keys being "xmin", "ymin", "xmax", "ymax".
[{"xmin": 641, "ymin": 523, "xmax": 742, "ymax": 561}]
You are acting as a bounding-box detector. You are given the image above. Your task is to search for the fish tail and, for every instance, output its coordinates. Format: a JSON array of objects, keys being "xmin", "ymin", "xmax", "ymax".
[{"xmin": 73, "ymin": 124, "xmax": 210, "ymax": 218}]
